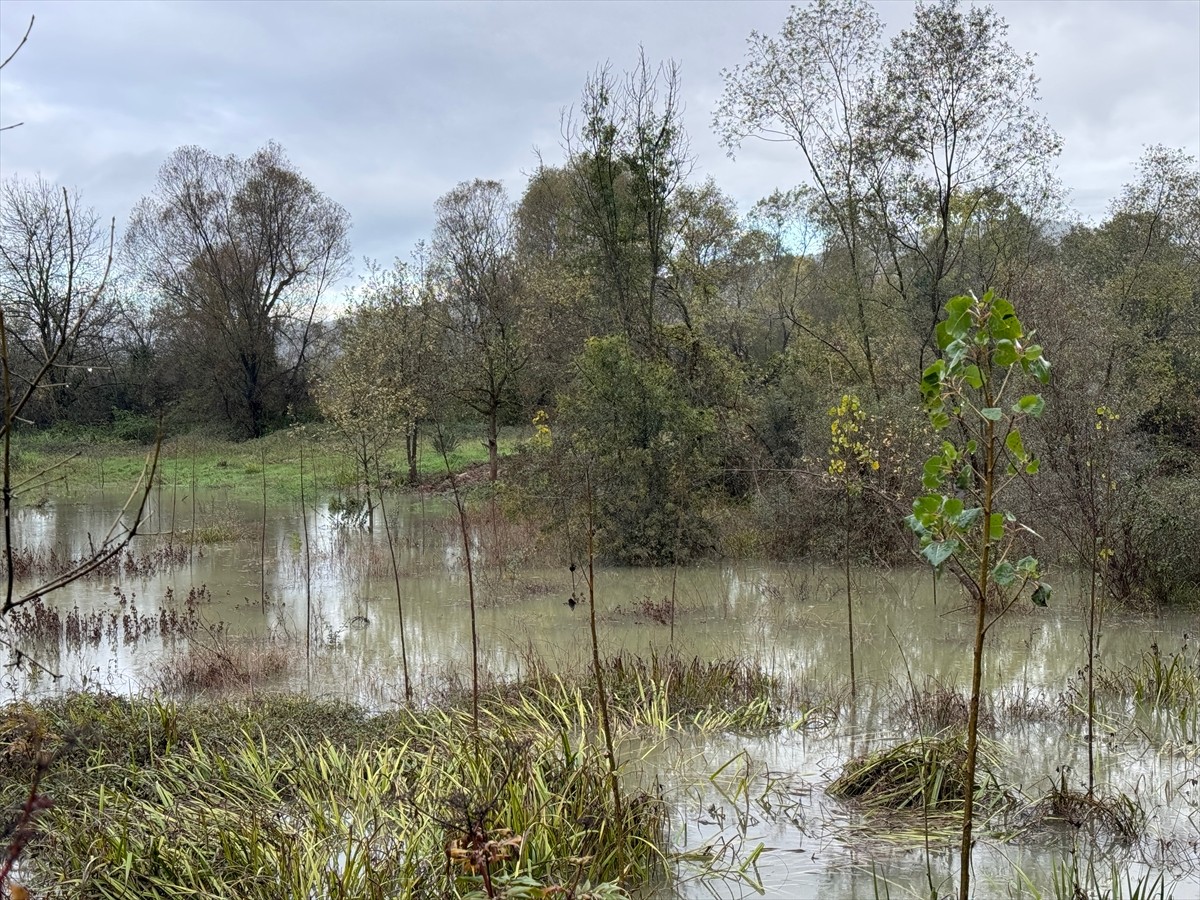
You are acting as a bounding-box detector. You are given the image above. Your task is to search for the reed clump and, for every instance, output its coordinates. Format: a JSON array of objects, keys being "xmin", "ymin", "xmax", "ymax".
[
  {"xmin": 155, "ymin": 634, "xmax": 291, "ymax": 695},
  {"xmin": 829, "ymin": 733, "xmax": 1010, "ymax": 816},
  {"xmin": 1023, "ymin": 776, "xmax": 1145, "ymax": 844}
]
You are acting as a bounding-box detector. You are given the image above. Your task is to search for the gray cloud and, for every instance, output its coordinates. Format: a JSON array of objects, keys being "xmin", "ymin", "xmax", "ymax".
[{"xmin": 2, "ymin": 0, "xmax": 1197, "ymax": 280}]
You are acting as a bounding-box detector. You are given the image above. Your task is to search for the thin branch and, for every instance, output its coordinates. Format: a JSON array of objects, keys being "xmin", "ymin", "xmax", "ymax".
[{"xmin": 0, "ymin": 15, "xmax": 34, "ymax": 71}]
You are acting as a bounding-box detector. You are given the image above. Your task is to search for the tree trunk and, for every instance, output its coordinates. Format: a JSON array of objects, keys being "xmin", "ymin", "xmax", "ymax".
[
  {"xmin": 487, "ymin": 408, "xmax": 499, "ymax": 483},
  {"xmin": 406, "ymin": 423, "xmax": 420, "ymax": 485}
]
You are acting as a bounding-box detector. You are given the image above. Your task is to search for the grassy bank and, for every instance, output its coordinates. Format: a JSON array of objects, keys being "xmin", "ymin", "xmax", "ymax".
[{"xmin": 9, "ymin": 424, "xmax": 526, "ymax": 502}]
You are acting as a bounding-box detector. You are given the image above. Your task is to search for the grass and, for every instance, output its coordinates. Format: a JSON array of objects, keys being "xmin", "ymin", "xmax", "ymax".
[
  {"xmin": 0, "ymin": 693, "xmax": 662, "ymax": 899},
  {"xmin": 0, "ymin": 651, "xmax": 803, "ymax": 897},
  {"xmin": 829, "ymin": 732, "xmax": 1011, "ymax": 818},
  {"xmin": 9, "ymin": 424, "xmax": 527, "ymax": 502}
]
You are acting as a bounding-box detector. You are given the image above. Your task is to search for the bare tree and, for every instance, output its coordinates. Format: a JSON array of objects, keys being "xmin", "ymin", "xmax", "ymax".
[
  {"xmin": 1, "ymin": 176, "xmax": 118, "ymax": 423},
  {"xmin": 126, "ymin": 142, "xmax": 351, "ymax": 437},
  {"xmin": 1, "ymin": 184, "xmax": 158, "ymax": 646}
]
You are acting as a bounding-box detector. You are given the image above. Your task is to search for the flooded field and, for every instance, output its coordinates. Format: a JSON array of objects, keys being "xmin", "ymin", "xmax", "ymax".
[{"xmin": 5, "ymin": 485, "xmax": 1198, "ymax": 898}]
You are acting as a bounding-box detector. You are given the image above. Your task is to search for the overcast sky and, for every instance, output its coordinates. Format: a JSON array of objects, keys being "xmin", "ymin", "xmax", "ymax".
[{"xmin": 1, "ymin": 0, "xmax": 1198, "ymax": 278}]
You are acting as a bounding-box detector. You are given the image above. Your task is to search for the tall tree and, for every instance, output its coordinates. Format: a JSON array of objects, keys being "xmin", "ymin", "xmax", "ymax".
[
  {"xmin": 0, "ymin": 176, "xmax": 117, "ymax": 424},
  {"xmin": 716, "ymin": 0, "xmax": 885, "ymax": 396},
  {"xmin": 126, "ymin": 142, "xmax": 351, "ymax": 437},
  {"xmin": 432, "ymin": 179, "xmax": 526, "ymax": 482},
  {"xmin": 869, "ymin": 0, "xmax": 1062, "ymax": 367},
  {"xmin": 564, "ymin": 51, "xmax": 692, "ymax": 351}
]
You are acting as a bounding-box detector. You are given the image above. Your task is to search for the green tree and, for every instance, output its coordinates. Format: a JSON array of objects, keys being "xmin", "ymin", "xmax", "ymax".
[
  {"xmin": 432, "ymin": 179, "xmax": 527, "ymax": 483},
  {"xmin": 556, "ymin": 335, "xmax": 717, "ymax": 565},
  {"xmin": 316, "ymin": 260, "xmax": 438, "ymax": 521},
  {"xmin": 905, "ymin": 290, "xmax": 1051, "ymax": 900},
  {"xmin": 564, "ymin": 51, "xmax": 692, "ymax": 352}
]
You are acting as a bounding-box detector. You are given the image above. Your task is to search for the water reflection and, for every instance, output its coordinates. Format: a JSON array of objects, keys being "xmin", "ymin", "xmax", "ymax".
[{"xmin": 6, "ymin": 486, "xmax": 1197, "ymax": 898}]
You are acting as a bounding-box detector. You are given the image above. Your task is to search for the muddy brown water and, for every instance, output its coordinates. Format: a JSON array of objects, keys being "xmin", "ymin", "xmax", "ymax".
[{"xmin": 6, "ymin": 487, "xmax": 1199, "ymax": 898}]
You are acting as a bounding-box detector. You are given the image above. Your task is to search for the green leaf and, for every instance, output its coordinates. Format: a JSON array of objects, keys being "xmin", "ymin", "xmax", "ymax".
[
  {"xmin": 992, "ymin": 561, "xmax": 1017, "ymax": 586},
  {"xmin": 941, "ymin": 295, "xmax": 973, "ymax": 344},
  {"xmin": 1031, "ymin": 582, "xmax": 1051, "ymax": 607},
  {"xmin": 993, "ymin": 340, "xmax": 1018, "ymax": 367},
  {"xmin": 980, "ymin": 407, "xmax": 1002, "ymax": 422},
  {"xmin": 990, "ymin": 298, "xmax": 1022, "ymax": 340},
  {"xmin": 1006, "ymin": 429, "xmax": 1027, "ymax": 461},
  {"xmin": 922, "ymin": 457, "xmax": 944, "ymax": 490},
  {"xmin": 942, "ymin": 497, "xmax": 964, "ymax": 520},
  {"xmin": 1025, "ymin": 459, "xmax": 1040, "ymax": 475},
  {"xmin": 1013, "ymin": 394, "xmax": 1045, "ymax": 417},
  {"xmin": 922, "ymin": 539, "xmax": 959, "ymax": 569},
  {"xmin": 956, "ymin": 507, "xmax": 983, "ymax": 529},
  {"xmin": 930, "ymin": 410, "xmax": 950, "ymax": 430},
  {"xmin": 913, "ymin": 495, "xmax": 941, "ymax": 517},
  {"xmin": 988, "ymin": 513, "xmax": 1005, "ymax": 542},
  {"xmin": 963, "ymin": 365, "xmax": 983, "ymax": 389},
  {"xmin": 955, "ymin": 466, "xmax": 974, "ymax": 490},
  {"xmin": 1026, "ymin": 355, "xmax": 1051, "ymax": 384},
  {"xmin": 1016, "ymin": 556, "xmax": 1039, "ymax": 577}
]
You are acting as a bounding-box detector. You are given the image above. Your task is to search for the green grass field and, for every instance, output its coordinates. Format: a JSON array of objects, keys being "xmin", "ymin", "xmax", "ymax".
[{"xmin": 9, "ymin": 423, "xmax": 527, "ymax": 500}]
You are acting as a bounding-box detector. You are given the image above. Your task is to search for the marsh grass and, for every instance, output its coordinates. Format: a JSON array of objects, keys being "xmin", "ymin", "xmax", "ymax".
[
  {"xmin": 155, "ymin": 632, "xmax": 292, "ymax": 695},
  {"xmin": 5, "ymin": 585, "xmax": 218, "ymax": 647},
  {"xmin": 1044, "ymin": 855, "xmax": 1170, "ymax": 900},
  {"xmin": 1129, "ymin": 641, "xmax": 1199, "ymax": 711},
  {"xmin": 468, "ymin": 650, "xmax": 800, "ymax": 736},
  {"xmin": 829, "ymin": 733, "xmax": 1012, "ymax": 818},
  {"xmin": 894, "ymin": 679, "xmax": 1067, "ymax": 734},
  {"xmin": 1, "ymin": 694, "xmax": 660, "ymax": 899},
  {"xmin": 7, "ymin": 541, "xmax": 192, "ymax": 582}
]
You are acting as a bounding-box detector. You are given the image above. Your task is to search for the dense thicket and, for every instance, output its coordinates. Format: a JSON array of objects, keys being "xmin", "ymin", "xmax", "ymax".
[{"xmin": 2, "ymin": 0, "xmax": 1196, "ymax": 602}]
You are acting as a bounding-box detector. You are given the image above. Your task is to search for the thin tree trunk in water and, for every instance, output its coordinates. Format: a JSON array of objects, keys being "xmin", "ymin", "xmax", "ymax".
[
  {"xmin": 586, "ymin": 472, "xmax": 624, "ymax": 830},
  {"xmin": 300, "ymin": 444, "xmax": 313, "ymax": 683},
  {"xmin": 260, "ymin": 448, "xmax": 267, "ymax": 615},
  {"xmin": 2, "ymin": 315, "xmax": 15, "ymax": 614},
  {"xmin": 375, "ymin": 459, "xmax": 412, "ymax": 704},
  {"xmin": 442, "ymin": 434, "xmax": 480, "ymax": 751},
  {"xmin": 1087, "ymin": 532, "xmax": 1098, "ymax": 799},
  {"xmin": 961, "ymin": 419, "xmax": 997, "ymax": 900},
  {"xmin": 190, "ymin": 448, "xmax": 197, "ymax": 549},
  {"xmin": 845, "ymin": 491, "xmax": 856, "ymax": 700}
]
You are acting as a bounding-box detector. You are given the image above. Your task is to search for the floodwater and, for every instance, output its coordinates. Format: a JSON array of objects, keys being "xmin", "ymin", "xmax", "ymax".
[{"xmin": 6, "ymin": 486, "xmax": 1199, "ymax": 898}]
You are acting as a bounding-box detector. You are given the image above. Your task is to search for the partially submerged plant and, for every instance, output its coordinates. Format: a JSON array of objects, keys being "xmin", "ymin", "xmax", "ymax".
[
  {"xmin": 904, "ymin": 290, "xmax": 1051, "ymax": 900},
  {"xmin": 829, "ymin": 732, "xmax": 1011, "ymax": 818},
  {"xmin": 826, "ymin": 393, "xmax": 880, "ymax": 700}
]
